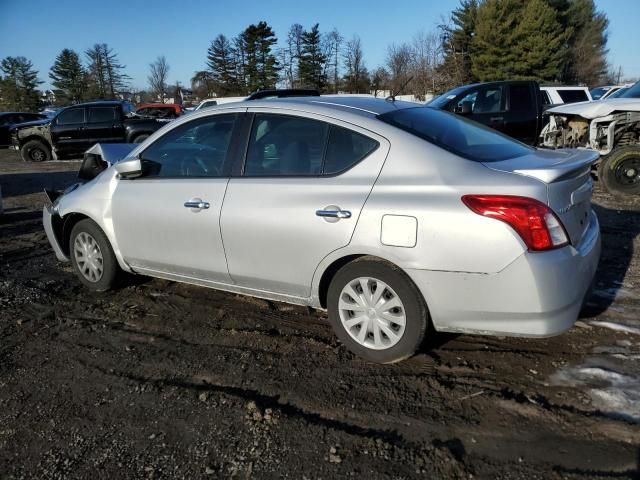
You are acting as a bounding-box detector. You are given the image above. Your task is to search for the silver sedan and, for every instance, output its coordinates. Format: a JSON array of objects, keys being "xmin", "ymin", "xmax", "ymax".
[{"xmin": 43, "ymin": 96, "xmax": 601, "ymax": 363}]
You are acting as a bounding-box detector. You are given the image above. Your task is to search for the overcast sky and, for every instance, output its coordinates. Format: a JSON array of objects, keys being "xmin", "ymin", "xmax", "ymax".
[{"xmin": 0, "ymin": 0, "xmax": 637, "ymax": 90}]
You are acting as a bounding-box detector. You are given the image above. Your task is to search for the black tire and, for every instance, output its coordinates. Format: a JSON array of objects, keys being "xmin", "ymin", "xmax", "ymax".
[
  {"xmin": 20, "ymin": 140, "xmax": 51, "ymax": 162},
  {"xmin": 327, "ymin": 257, "xmax": 428, "ymax": 364},
  {"xmin": 132, "ymin": 134, "xmax": 149, "ymax": 144},
  {"xmin": 69, "ymin": 219, "xmax": 119, "ymax": 291},
  {"xmin": 598, "ymin": 146, "xmax": 640, "ymax": 198}
]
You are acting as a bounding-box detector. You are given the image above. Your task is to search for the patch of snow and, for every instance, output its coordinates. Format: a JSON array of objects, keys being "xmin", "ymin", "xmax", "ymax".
[
  {"xmin": 590, "ymin": 321, "xmax": 640, "ymax": 336},
  {"xmin": 551, "ymin": 366, "xmax": 640, "ymax": 423}
]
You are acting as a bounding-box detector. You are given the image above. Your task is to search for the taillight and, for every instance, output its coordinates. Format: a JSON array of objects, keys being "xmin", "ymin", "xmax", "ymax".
[{"xmin": 461, "ymin": 195, "xmax": 569, "ymax": 251}]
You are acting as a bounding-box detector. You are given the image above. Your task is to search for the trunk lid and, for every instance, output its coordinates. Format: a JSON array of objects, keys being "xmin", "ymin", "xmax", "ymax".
[{"xmin": 482, "ymin": 148, "xmax": 599, "ymax": 246}]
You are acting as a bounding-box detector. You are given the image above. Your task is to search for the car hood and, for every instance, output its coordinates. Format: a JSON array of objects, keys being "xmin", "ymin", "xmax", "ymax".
[
  {"xmin": 546, "ymin": 98, "xmax": 640, "ymax": 119},
  {"xmin": 14, "ymin": 118, "xmax": 50, "ymax": 128},
  {"xmin": 84, "ymin": 143, "xmax": 137, "ymax": 166}
]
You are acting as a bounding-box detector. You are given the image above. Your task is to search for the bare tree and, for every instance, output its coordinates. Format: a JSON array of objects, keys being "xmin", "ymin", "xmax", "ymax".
[
  {"xmin": 343, "ymin": 35, "xmax": 367, "ymax": 93},
  {"xmin": 323, "ymin": 28, "xmax": 343, "ymax": 93},
  {"xmin": 410, "ymin": 31, "xmax": 444, "ymax": 100},
  {"xmin": 386, "ymin": 43, "xmax": 413, "ymax": 96},
  {"xmin": 148, "ymin": 55, "xmax": 170, "ymax": 103}
]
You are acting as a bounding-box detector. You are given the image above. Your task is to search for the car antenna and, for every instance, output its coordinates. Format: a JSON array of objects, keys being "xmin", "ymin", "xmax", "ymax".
[{"xmin": 386, "ymin": 76, "xmax": 413, "ymax": 102}]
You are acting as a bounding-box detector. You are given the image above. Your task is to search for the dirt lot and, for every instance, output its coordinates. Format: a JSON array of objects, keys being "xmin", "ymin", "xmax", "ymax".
[{"xmin": 1, "ymin": 148, "xmax": 639, "ymax": 479}]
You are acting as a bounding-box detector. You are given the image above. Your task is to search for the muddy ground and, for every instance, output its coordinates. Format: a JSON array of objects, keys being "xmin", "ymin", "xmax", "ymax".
[{"xmin": 1, "ymin": 148, "xmax": 639, "ymax": 479}]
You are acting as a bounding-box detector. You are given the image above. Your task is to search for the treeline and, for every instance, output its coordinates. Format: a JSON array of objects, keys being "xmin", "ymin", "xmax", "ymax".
[
  {"xmin": 0, "ymin": 0, "xmax": 617, "ymax": 111},
  {"xmin": 0, "ymin": 44, "xmax": 129, "ymax": 111}
]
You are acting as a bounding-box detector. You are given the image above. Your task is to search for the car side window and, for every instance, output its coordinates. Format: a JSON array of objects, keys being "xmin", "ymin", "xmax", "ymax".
[
  {"xmin": 472, "ymin": 86, "xmax": 504, "ymax": 113},
  {"xmin": 558, "ymin": 89, "xmax": 589, "ymax": 103},
  {"xmin": 324, "ymin": 126, "xmax": 379, "ymax": 175},
  {"xmin": 88, "ymin": 107, "xmax": 117, "ymax": 123},
  {"xmin": 509, "ymin": 85, "xmax": 533, "ymax": 112},
  {"xmin": 57, "ymin": 108, "xmax": 85, "ymax": 125},
  {"xmin": 541, "ymin": 90, "xmax": 552, "ymax": 106},
  {"xmin": 140, "ymin": 114, "xmax": 238, "ymax": 178},
  {"xmin": 244, "ymin": 114, "xmax": 329, "ymax": 176}
]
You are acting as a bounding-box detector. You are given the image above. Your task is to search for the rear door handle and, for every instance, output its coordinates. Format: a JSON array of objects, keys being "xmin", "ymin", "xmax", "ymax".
[
  {"xmin": 316, "ymin": 209, "xmax": 351, "ymax": 219},
  {"xmin": 184, "ymin": 200, "xmax": 210, "ymax": 209},
  {"xmin": 490, "ymin": 116, "xmax": 504, "ymax": 122}
]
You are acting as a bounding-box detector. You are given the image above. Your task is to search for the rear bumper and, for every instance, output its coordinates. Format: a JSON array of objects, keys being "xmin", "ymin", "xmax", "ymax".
[
  {"xmin": 43, "ymin": 205, "xmax": 69, "ymax": 262},
  {"xmin": 406, "ymin": 210, "xmax": 601, "ymax": 337}
]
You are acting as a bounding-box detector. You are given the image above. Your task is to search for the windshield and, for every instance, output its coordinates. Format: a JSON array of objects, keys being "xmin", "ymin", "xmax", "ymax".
[
  {"xmin": 378, "ymin": 107, "xmax": 533, "ymax": 162},
  {"xmin": 590, "ymin": 87, "xmax": 609, "ymax": 100},
  {"xmin": 427, "ymin": 86, "xmax": 469, "ymax": 108},
  {"xmin": 619, "ymin": 81, "xmax": 640, "ymax": 98}
]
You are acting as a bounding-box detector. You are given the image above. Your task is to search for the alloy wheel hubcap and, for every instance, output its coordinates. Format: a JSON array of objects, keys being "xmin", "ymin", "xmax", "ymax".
[
  {"xmin": 74, "ymin": 232, "xmax": 104, "ymax": 282},
  {"xmin": 338, "ymin": 277, "xmax": 406, "ymax": 350},
  {"xmin": 31, "ymin": 149, "xmax": 44, "ymax": 161}
]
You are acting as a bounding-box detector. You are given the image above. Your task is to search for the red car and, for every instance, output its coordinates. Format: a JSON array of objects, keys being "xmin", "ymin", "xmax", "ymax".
[{"xmin": 135, "ymin": 103, "xmax": 184, "ymax": 119}]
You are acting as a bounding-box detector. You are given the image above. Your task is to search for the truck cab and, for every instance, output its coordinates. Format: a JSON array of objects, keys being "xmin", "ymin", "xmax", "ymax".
[{"xmin": 427, "ymin": 80, "xmax": 543, "ymax": 145}]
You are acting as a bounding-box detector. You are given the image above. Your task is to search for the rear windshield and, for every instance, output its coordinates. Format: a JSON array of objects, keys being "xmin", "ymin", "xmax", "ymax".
[
  {"xmin": 379, "ymin": 107, "xmax": 532, "ymax": 162},
  {"xmin": 557, "ymin": 89, "xmax": 589, "ymax": 103}
]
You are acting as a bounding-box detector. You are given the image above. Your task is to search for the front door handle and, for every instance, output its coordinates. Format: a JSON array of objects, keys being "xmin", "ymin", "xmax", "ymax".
[
  {"xmin": 316, "ymin": 209, "xmax": 351, "ymax": 219},
  {"xmin": 184, "ymin": 200, "xmax": 210, "ymax": 210}
]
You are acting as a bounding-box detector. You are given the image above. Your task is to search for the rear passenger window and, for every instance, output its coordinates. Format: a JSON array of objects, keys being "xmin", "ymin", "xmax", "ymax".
[
  {"xmin": 558, "ymin": 90, "xmax": 588, "ymax": 103},
  {"xmin": 324, "ymin": 126, "xmax": 379, "ymax": 174},
  {"xmin": 243, "ymin": 114, "xmax": 379, "ymax": 177},
  {"xmin": 88, "ymin": 107, "xmax": 117, "ymax": 123},
  {"xmin": 244, "ymin": 114, "xmax": 328, "ymax": 176},
  {"xmin": 509, "ymin": 85, "xmax": 533, "ymax": 111}
]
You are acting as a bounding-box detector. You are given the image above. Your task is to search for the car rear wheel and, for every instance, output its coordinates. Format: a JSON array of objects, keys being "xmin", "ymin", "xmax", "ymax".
[
  {"xmin": 132, "ymin": 134, "xmax": 149, "ymax": 144},
  {"xmin": 20, "ymin": 140, "xmax": 51, "ymax": 162},
  {"xmin": 598, "ymin": 146, "xmax": 640, "ymax": 197},
  {"xmin": 70, "ymin": 219, "xmax": 119, "ymax": 291},
  {"xmin": 327, "ymin": 257, "xmax": 428, "ymax": 364}
]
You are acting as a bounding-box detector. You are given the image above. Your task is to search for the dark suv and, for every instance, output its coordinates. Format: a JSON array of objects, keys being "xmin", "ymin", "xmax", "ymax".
[{"xmin": 10, "ymin": 101, "xmax": 164, "ymax": 161}]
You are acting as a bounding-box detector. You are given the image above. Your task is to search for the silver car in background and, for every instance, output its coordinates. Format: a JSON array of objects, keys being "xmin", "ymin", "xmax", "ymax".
[{"xmin": 43, "ymin": 96, "xmax": 601, "ymax": 364}]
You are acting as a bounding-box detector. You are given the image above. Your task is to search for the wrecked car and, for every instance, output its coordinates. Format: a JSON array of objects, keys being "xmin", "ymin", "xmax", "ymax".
[{"xmin": 540, "ymin": 81, "xmax": 640, "ymax": 196}]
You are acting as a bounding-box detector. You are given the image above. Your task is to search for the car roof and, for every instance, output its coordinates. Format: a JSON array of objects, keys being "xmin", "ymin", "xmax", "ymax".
[{"xmin": 241, "ymin": 95, "xmax": 418, "ymax": 118}]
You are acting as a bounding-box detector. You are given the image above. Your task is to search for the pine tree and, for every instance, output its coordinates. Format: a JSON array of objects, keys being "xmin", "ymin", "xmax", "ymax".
[
  {"xmin": 86, "ymin": 44, "xmax": 129, "ymax": 99},
  {"xmin": 207, "ymin": 34, "xmax": 239, "ymax": 95},
  {"xmin": 510, "ymin": 0, "xmax": 568, "ymax": 81},
  {"xmin": 439, "ymin": 0, "xmax": 479, "ymax": 86},
  {"xmin": 298, "ymin": 24, "xmax": 327, "ymax": 90},
  {"xmin": 49, "ymin": 49, "xmax": 87, "ymax": 104},
  {"xmin": 0, "ymin": 56, "xmax": 42, "ymax": 111},
  {"xmin": 241, "ymin": 21, "xmax": 279, "ymax": 93}
]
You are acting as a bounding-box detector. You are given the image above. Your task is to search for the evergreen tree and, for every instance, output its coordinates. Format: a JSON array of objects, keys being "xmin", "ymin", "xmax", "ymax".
[
  {"xmin": 207, "ymin": 34, "xmax": 240, "ymax": 95},
  {"xmin": 439, "ymin": 0, "xmax": 479, "ymax": 86},
  {"xmin": 49, "ymin": 49, "xmax": 87, "ymax": 104},
  {"xmin": 240, "ymin": 21, "xmax": 279, "ymax": 93},
  {"xmin": 298, "ymin": 24, "xmax": 327, "ymax": 90},
  {"xmin": 0, "ymin": 56, "xmax": 42, "ymax": 111},
  {"xmin": 86, "ymin": 44, "xmax": 129, "ymax": 99}
]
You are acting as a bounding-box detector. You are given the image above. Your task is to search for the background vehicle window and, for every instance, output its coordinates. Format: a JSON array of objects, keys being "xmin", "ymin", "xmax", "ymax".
[
  {"xmin": 88, "ymin": 107, "xmax": 117, "ymax": 123},
  {"xmin": 324, "ymin": 126, "xmax": 379, "ymax": 175},
  {"xmin": 244, "ymin": 114, "xmax": 329, "ymax": 176},
  {"xmin": 57, "ymin": 108, "xmax": 84, "ymax": 125},
  {"xmin": 136, "ymin": 108, "xmax": 149, "ymax": 115},
  {"xmin": 140, "ymin": 114, "xmax": 238, "ymax": 178},
  {"xmin": 472, "ymin": 86, "xmax": 504, "ymax": 113},
  {"xmin": 509, "ymin": 85, "xmax": 533, "ymax": 111},
  {"xmin": 541, "ymin": 90, "xmax": 552, "ymax": 105},
  {"xmin": 557, "ymin": 90, "xmax": 589, "ymax": 103}
]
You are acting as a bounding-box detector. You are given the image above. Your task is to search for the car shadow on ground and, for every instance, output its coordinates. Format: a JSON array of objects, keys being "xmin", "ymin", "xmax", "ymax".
[
  {"xmin": 0, "ymin": 171, "xmax": 79, "ymax": 198},
  {"xmin": 581, "ymin": 203, "xmax": 640, "ymax": 317}
]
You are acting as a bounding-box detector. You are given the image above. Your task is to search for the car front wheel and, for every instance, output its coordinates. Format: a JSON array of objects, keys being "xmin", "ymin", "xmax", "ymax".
[
  {"xmin": 69, "ymin": 219, "xmax": 119, "ymax": 291},
  {"xmin": 599, "ymin": 146, "xmax": 640, "ymax": 197},
  {"xmin": 327, "ymin": 257, "xmax": 428, "ymax": 364},
  {"xmin": 20, "ymin": 140, "xmax": 51, "ymax": 162}
]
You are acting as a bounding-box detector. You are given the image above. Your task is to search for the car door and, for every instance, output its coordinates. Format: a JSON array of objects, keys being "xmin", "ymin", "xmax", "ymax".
[
  {"xmin": 86, "ymin": 106, "xmax": 125, "ymax": 144},
  {"xmin": 111, "ymin": 112, "xmax": 243, "ymax": 283},
  {"xmin": 502, "ymin": 83, "xmax": 539, "ymax": 145},
  {"xmin": 51, "ymin": 107, "xmax": 89, "ymax": 155},
  {"xmin": 0, "ymin": 114, "xmax": 12, "ymax": 146},
  {"xmin": 220, "ymin": 111, "xmax": 388, "ymax": 298}
]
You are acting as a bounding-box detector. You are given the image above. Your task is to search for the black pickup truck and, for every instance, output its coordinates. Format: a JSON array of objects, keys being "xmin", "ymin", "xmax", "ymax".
[
  {"xmin": 427, "ymin": 80, "xmax": 544, "ymax": 146},
  {"xmin": 10, "ymin": 101, "xmax": 165, "ymax": 161}
]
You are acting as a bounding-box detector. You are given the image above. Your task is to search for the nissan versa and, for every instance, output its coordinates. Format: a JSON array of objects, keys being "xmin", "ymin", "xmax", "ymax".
[{"xmin": 42, "ymin": 96, "xmax": 601, "ymax": 364}]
